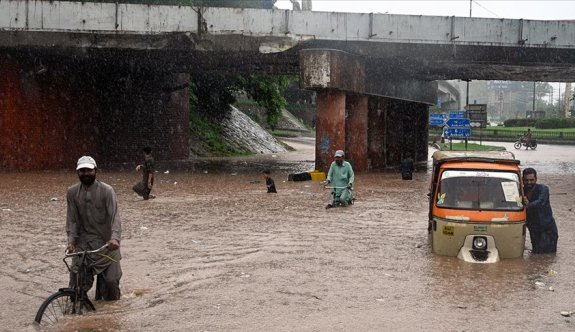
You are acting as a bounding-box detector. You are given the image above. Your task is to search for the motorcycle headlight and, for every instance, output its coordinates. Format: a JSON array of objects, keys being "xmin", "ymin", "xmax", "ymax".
[{"xmin": 472, "ymin": 236, "xmax": 488, "ymax": 250}]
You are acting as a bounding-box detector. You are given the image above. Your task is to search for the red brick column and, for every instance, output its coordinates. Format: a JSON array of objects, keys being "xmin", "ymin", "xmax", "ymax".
[
  {"xmin": 345, "ymin": 94, "xmax": 368, "ymax": 171},
  {"xmin": 315, "ymin": 89, "xmax": 346, "ymax": 172}
]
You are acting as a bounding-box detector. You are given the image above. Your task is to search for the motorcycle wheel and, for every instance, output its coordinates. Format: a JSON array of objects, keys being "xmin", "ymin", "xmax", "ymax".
[{"xmin": 514, "ymin": 142, "xmax": 522, "ymax": 150}]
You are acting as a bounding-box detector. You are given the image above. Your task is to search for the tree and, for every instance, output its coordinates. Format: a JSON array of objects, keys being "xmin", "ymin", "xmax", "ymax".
[{"xmin": 190, "ymin": 73, "xmax": 294, "ymax": 129}]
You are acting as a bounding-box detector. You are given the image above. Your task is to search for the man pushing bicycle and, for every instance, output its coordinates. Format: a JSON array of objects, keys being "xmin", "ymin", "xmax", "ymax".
[{"xmin": 66, "ymin": 156, "xmax": 122, "ymax": 301}]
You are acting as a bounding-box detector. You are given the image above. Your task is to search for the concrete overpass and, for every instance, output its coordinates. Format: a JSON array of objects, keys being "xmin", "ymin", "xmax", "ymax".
[{"xmin": 1, "ymin": 1, "xmax": 575, "ymax": 171}]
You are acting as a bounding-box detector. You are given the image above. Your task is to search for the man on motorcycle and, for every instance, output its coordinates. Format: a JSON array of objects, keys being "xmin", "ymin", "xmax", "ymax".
[{"xmin": 523, "ymin": 128, "xmax": 533, "ymax": 149}]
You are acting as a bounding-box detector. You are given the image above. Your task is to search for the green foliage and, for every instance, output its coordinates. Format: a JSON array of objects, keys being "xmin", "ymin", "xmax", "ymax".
[
  {"xmin": 504, "ymin": 118, "xmax": 575, "ymax": 130},
  {"xmin": 190, "ymin": 73, "xmax": 294, "ymax": 128},
  {"xmin": 189, "ymin": 74, "xmax": 236, "ymax": 118},
  {"xmin": 535, "ymin": 118, "xmax": 575, "ymax": 129},
  {"xmin": 189, "ymin": 105, "xmax": 237, "ymax": 156},
  {"xmin": 503, "ymin": 118, "xmax": 537, "ymax": 127},
  {"xmin": 236, "ymin": 74, "xmax": 292, "ymax": 129}
]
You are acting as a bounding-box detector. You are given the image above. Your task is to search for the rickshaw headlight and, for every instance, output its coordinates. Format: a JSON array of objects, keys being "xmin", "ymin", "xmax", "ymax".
[{"xmin": 472, "ymin": 236, "xmax": 487, "ymax": 250}]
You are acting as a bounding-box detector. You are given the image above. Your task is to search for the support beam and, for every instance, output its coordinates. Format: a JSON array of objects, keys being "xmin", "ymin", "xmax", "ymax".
[{"xmin": 300, "ymin": 49, "xmax": 437, "ymax": 104}]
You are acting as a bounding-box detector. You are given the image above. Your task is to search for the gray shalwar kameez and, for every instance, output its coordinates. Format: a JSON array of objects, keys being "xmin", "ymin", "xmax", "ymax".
[{"xmin": 66, "ymin": 180, "xmax": 122, "ymax": 300}]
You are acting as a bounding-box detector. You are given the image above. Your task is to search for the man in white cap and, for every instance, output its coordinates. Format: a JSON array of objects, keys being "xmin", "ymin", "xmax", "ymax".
[
  {"xmin": 66, "ymin": 156, "xmax": 123, "ymax": 300},
  {"xmin": 326, "ymin": 149, "xmax": 355, "ymax": 208}
]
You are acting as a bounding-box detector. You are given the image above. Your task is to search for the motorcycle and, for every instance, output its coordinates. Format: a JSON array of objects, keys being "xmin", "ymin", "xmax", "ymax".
[{"xmin": 514, "ymin": 136, "xmax": 537, "ymax": 150}]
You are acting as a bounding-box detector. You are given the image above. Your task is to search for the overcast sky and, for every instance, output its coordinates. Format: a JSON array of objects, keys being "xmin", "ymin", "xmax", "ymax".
[{"xmin": 275, "ymin": 0, "xmax": 575, "ymax": 20}]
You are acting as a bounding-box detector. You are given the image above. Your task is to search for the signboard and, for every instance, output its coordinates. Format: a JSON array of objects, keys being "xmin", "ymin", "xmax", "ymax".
[
  {"xmin": 429, "ymin": 113, "xmax": 447, "ymax": 126},
  {"xmin": 444, "ymin": 127, "xmax": 471, "ymax": 138},
  {"xmin": 449, "ymin": 111, "xmax": 466, "ymax": 119},
  {"xmin": 465, "ymin": 104, "xmax": 487, "ymax": 128},
  {"xmin": 446, "ymin": 118, "xmax": 470, "ymax": 127}
]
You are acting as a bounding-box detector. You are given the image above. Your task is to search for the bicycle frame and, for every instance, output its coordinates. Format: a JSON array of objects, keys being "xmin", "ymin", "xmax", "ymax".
[
  {"xmin": 67, "ymin": 244, "xmax": 109, "ymax": 310},
  {"xmin": 34, "ymin": 244, "xmax": 108, "ymax": 325}
]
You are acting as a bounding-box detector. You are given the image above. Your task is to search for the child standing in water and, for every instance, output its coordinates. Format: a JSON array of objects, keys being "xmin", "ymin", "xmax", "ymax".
[{"xmin": 262, "ymin": 169, "xmax": 277, "ymax": 193}]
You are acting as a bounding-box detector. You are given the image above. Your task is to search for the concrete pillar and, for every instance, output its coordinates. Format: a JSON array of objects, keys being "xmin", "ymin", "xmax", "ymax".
[
  {"xmin": 367, "ymin": 96, "xmax": 387, "ymax": 170},
  {"xmin": 315, "ymin": 89, "xmax": 346, "ymax": 172},
  {"xmin": 345, "ymin": 94, "xmax": 368, "ymax": 171}
]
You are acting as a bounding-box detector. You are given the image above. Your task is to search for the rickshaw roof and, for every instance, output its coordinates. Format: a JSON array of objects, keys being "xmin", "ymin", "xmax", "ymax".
[{"xmin": 432, "ymin": 150, "xmax": 519, "ymax": 165}]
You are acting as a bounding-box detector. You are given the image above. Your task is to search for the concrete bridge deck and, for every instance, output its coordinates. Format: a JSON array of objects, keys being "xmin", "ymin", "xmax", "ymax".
[{"xmin": 2, "ymin": 1, "xmax": 575, "ymax": 81}]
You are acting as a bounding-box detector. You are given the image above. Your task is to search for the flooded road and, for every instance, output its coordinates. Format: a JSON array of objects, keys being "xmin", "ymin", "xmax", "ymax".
[{"xmin": 2, "ymin": 138, "xmax": 575, "ymax": 331}]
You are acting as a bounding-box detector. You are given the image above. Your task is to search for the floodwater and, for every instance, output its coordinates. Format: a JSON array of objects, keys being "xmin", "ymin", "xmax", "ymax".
[{"xmin": 1, "ymin": 137, "xmax": 575, "ymax": 331}]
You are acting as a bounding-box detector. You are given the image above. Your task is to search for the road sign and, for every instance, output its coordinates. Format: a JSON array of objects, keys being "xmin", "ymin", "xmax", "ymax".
[
  {"xmin": 444, "ymin": 127, "xmax": 471, "ymax": 138},
  {"xmin": 429, "ymin": 113, "xmax": 447, "ymax": 126},
  {"xmin": 448, "ymin": 111, "xmax": 466, "ymax": 119},
  {"xmin": 446, "ymin": 118, "xmax": 470, "ymax": 127},
  {"xmin": 465, "ymin": 104, "xmax": 487, "ymax": 128}
]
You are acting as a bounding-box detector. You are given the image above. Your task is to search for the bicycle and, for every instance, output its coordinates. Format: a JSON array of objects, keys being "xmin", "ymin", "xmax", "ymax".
[
  {"xmin": 323, "ymin": 184, "xmax": 355, "ymax": 209},
  {"xmin": 34, "ymin": 244, "xmax": 109, "ymax": 326}
]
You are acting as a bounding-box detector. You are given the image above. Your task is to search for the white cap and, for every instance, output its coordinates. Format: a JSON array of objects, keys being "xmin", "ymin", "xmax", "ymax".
[
  {"xmin": 76, "ymin": 156, "xmax": 97, "ymax": 170},
  {"xmin": 334, "ymin": 150, "xmax": 345, "ymax": 157}
]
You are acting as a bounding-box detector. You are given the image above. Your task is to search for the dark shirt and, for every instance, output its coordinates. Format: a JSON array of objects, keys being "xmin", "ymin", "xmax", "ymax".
[
  {"xmin": 526, "ymin": 183, "xmax": 558, "ymax": 253},
  {"xmin": 143, "ymin": 154, "xmax": 155, "ymax": 182},
  {"xmin": 266, "ymin": 177, "xmax": 277, "ymax": 193}
]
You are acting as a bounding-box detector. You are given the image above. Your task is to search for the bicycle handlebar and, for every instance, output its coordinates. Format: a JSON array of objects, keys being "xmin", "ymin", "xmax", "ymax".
[{"xmin": 65, "ymin": 244, "xmax": 109, "ymax": 257}]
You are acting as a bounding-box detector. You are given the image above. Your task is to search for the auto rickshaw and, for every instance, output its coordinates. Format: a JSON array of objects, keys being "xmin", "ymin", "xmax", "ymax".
[{"xmin": 428, "ymin": 150, "xmax": 526, "ymax": 263}]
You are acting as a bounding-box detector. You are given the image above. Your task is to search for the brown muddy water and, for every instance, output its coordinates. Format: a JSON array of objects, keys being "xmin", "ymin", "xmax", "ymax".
[{"xmin": 1, "ymin": 138, "xmax": 575, "ymax": 331}]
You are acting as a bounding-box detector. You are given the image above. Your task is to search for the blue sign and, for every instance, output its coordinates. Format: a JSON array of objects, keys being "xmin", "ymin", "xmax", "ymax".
[
  {"xmin": 429, "ymin": 113, "xmax": 446, "ymax": 126},
  {"xmin": 449, "ymin": 111, "xmax": 466, "ymax": 119},
  {"xmin": 444, "ymin": 127, "xmax": 471, "ymax": 138},
  {"xmin": 446, "ymin": 118, "xmax": 470, "ymax": 127}
]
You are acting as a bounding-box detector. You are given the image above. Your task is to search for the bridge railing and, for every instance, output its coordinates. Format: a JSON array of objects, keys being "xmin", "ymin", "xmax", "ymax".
[{"xmin": 2, "ymin": 0, "xmax": 575, "ymax": 50}]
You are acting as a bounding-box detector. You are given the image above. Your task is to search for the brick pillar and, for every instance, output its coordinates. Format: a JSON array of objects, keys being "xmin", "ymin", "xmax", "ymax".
[
  {"xmin": 315, "ymin": 89, "xmax": 346, "ymax": 172},
  {"xmin": 367, "ymin": 96, "xmax": 387, "ymax": 170},
  {"xmin": 345, "ymin": 94, "xmax": 368, "ymax": 171}
]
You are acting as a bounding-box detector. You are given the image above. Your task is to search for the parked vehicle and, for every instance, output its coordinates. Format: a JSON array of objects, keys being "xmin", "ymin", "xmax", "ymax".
[{"xmin": 428, "ymin": 151, "xmax": 526, "ymax": 263}]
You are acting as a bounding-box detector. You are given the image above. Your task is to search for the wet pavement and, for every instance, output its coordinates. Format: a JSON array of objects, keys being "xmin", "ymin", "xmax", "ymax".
[{"xmin": 1, "ymin": 138, "xmax": 575, "ymax": 331}]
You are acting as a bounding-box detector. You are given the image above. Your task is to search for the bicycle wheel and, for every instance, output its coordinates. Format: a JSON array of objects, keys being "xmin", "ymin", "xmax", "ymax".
[{"xmin": 34, "ymin": 289, "xmax": 95, "ymax": 326}]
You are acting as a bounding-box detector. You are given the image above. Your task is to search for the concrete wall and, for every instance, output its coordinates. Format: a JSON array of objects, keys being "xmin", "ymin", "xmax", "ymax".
[
  {"xmin": 0, "ymin": 54, "xmax": 189, "ymax": 170},
  {"xmin": 2, "ymin": 1, "xmax": 574, "ymax": 50}
]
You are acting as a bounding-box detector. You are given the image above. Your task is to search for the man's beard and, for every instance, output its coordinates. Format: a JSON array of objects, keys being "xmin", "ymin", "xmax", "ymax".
[
  {"xmin": 524, "ymin": 183, "xmax": 534, "ymax": 193},
  {"xmin": 80, "ymin": 175, "xmax": 96, "ymax": 186},
  {"xmin": 336, "ymin": 160, "xmax": 343, "ymax": 166}
]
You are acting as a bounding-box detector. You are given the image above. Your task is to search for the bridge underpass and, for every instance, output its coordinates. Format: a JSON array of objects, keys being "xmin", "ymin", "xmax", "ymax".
[{"xmin": 1, "ymin": 1, "xmax": 574, "ymax": 171}]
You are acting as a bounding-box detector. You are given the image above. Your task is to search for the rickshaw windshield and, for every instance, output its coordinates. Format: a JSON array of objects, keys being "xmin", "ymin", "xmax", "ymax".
[{"xmin": 436, "ymin": 170, "xmax": 523, "ymax": 211}]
